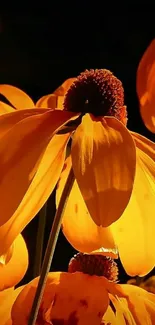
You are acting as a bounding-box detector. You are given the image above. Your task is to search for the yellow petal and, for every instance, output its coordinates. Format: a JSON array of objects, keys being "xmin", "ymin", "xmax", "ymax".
[
  {"xmin": 0, "ymin": 108, "xmax": 49, "ymax": 140},
  {"xmin": 0, "ymin": 101, "xmax": 14, "ymax": 114},
  {"xmin": 120, "ymin": 284, "xmax": 155, "ymax": 324},
  {"xmin": 0, "ymin": 133, "xmax": 71, "ymax": 255},
  {"xmin": 11, "ymin": 272, "xmax": 109, "ymax": 325},
  {"xmin": 0, "ymin": 109, "xmax": 75, "ymax": 229},
  {"xmin": 0, "ymin": 84, "xmax": 35, "ymax": 109},
  {"xmin": 0, "ymin": 286, "xmax": 24, "ymax": 325},
  {"xmin": 56, "ymin": 156, "xmax": 117, "ymax": 256},
  {"xmin": 111, "ymin": 147, "xmax": 155, "ymax": 276},
  {"xmin": 136, "ymin": 39, "xmax": 155, "ymax": 133},
  {"xmin": 36, "ymin": 78, "xmax": 76, "ymax": 109},
  {"xmin": 131, "ymin": 131, "xmax": 155, "ymax": 160},
  {"xmin": 0, "ymin": 234, "xmax": 28, "ymax": 291},
  {"xmin": 71, "ymin": 114, "xmax": 136, "ymax": 227}
]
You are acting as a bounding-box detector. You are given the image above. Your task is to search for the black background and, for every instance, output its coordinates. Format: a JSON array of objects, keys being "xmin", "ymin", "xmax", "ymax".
[{"xmin": 0, "ymin": 9, "xmax": 155, "ymax": 285}]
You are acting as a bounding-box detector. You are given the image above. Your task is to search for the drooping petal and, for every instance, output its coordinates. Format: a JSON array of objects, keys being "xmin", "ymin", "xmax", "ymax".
[
  {"xmin": 11, "ymin": 272, "xmax": 109, "ymax": 325},
  {"xmin": 0, "ymin": 109, "xmax": 75, "ymax": 228},
  {"xmin": 0, "ymin": 234, "xmax": 28, "ymax": 291},
  {"xmin": 0, "ymin": 108, "xmax": 49, "ymax": 139},
  {"xmin": 36, "ymin": 78, "xmax": 76, "ymax": 109},
  {"xmin": 56, "ymin": 156, "xmax": 117, "ymax": 257},
  {"xmin": 71, "ymin": 114, "xmax": 136, "ymax": 227},
  {"xmin": 0, "ymin": 101, "xmax": 14, "ymax": 114},
  {"xmin": 0, "ymin": 84, "xmax": 35, "ymax": 109},
  {"xmin": 136, "ymin": 39, "xmax": 155, "ymax": 133},
  {"xmin": 111, "ymin": 147, "xmax": 155, "ymax": 276},
  {"xmin": 0, "ymin": 286, "xmax": 24, "ymax": 325},
  {"xmin": 119, "ymin": 284, "xmax": 155, "ymax": 324},
  {"xmin": 131, "ymin": 131, "xmax": 155, "ymax": 160},
  {"xmin": 0, "ymin": 133, "xmax": 71, "ymax": 255}
]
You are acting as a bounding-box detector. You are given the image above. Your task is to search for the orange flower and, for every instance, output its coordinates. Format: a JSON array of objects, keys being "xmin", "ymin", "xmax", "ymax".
[
  {"xmin": 0, "ymin": 69, "xmax": 153, "ymax": 277},
  {"xmin": 0, "ymin": 78, "xmax": 75, "ymax": 113},
  {"xmin": 0, "ymin": 286, "xmax": 24, "ymax": 325},
  {"xmin": 137, "ymin": 39, "xmax": 155, "ymax": 133},
  {"xmin": 4, "ymin": 254, "xmax": 155, "ymax": 325}
]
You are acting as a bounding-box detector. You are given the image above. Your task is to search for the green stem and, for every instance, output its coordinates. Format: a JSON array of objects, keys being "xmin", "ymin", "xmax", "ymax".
[
  {"xmin": 33, "ymin": 203, "xmax": 47, "ymax": 277},
  {"xmin": 28, "ymin": 167, "xmax": 74, "ymax": 325}
]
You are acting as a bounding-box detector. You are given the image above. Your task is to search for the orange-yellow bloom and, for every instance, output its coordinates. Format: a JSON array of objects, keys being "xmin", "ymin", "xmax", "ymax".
[
  {"xmin": 0, "ymin": 69, "xmax": 153, "ymax": 278},
  {"xmin": 0, "ymin": 286, "xmax": 24, "ymax": 325},
  {"xmin": 0, "ymin": 234, "xmax": 28, "ymax": 291},
  {"xmin": 137, "ymin": 39, "xmax": 155, "ymax": 133},
  {"xmin": 4, "ymin": 254, "xmax": 155, "ymax": 325}
]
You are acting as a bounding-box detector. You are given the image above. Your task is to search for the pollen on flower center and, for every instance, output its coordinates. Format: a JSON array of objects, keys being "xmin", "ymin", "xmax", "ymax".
[
  {"xmin": 68, "ymin": 253, "xmax": 118, "ymax": 282},
  {"xmin": 64, "ymin": 69, "xmax": 127, "ymax": 123}
]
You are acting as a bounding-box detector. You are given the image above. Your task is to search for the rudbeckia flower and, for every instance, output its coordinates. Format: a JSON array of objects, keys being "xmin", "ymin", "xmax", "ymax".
[
  {"xmin": 0, "ymin": 234, "xmax": 28, "ymax": 291},
  {"xmin": 0, "ymin": 286, "xmax": 24, "ymax": 325},
  {"xmin": 0, "ymin": 78, "xmax": 75, "ymax": 113},
  {"xmin": 137, "ymin": 39, "xmax": 155, "ymax": 133},
  {"xmin": 4, "ymin": 253, "xmax": 155, "ymax": 325},
  {"xmin": 0, "ymin": 69, "xmax": 154, "ymax": 276}
]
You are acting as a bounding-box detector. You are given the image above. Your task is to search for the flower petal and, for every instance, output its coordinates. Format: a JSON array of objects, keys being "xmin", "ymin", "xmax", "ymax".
[
  {"xmin": 0, "ymin": 234, "xmax": 28, "ymax": 291},
  {"xmin": 0, "ymin": 286, "xmax": 24, "ymax": 325},
  {"xmin": 36, "ymin": 78, "xmax": 76, "ymax": 109},
  {"xmin": 11, "ymin": 272, "xmax": 109, "ymax": 325},
  {"xmin": 0, "ymin": 84, "xmax": 35, "ymax": 109},
  {"xmin": 0, "ymin": 101, "xmax": 14, "ymax": 114},
  {"xmin": 0, "ymin": 109, "xmax": 75, "ymax": 228},
  {"xmin": 0, "ymin": 108, "xmax": 49, "ymax": 140},
  {"xmin": 56, "ymin": 156, "xmax": 117, "ymax": 256},
  {"xmin": 111, "ymin": 147, "xmax": 155, "ymax": 276},
  {"xmin": 71, "ymin": 114, "xmax": 136, "ymax": 227},
  {"xmin": 131, "ymin": 131, "xmax": 155, "ymax": 160},
  {"xmin": 0, "ymin": 133, "xmax": 71, "ymax": 255},
  {"xmin": 120, "ymin": 284, "xmax": 155, "ymax": 324},
  {"xmin": 136, "ymin": 39, "xmax": 155, "ymax": 133}
]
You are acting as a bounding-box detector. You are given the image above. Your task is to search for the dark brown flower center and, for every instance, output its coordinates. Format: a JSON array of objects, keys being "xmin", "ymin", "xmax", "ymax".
[
  {"xmin": 64, "ymin": 69, "xmax": 127, "ymax": 123},
  {"xmin": 68, "ymin": 253, "xmax": 118, "ymax": 282}
]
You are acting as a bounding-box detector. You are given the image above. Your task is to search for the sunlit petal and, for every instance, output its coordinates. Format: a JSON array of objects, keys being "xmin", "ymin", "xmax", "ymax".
[
  {"xmin": 131, "ymin": 131, "xmax": 155, "ymax": 160},
  {"xmin": 0, "ymin": 108, "xmax": 49, "ymax": 139},
  {"xmin": 0, "ymin": 286, "xmax": 24, "ymax": 325},
  {"xmin": 71, "ymin": 114, "xmax": 136, "ymax": 227},
  {"xmin": 0, "ymin": 84, "xmax": 35, "ymax": 109},
  {"xmin": 0, "ymin": 102, "xmax": 14, "ymax": 114},
  {"xmin": 0, "ymin": 133, "xmax": 71, "ymax": 255},
  {"xmin": 56, "ymin": 156, "xmax": 117, "ymax": 256},
  {"xmin": 120, "ymin": 284, "xmax": 155, "ymax": 324},
  {"xmin": 11, "ymin": 272, "xmax": 109, "ymax": 325},
  {"xmin": 0, "ymin": 109, "xmax": 75, "ymax": 229},
  {"xmin": 111, "ymin": 147, "xmax": 155, "ymax": 276},
  {"xmin": 136, "ymin": 39, "xmax": 155, "ymax": 133},
  {"xmin": 0, "ymin": 234, "xmax": 28, "ymax": 291},
  {"xmin": 36, "ymin": 78, "xmax": 76, "ymax": 109}
]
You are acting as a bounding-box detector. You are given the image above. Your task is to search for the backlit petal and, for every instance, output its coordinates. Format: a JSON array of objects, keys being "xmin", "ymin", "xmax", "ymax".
[
  {"xmin": 36, "ymin": 78, "xmax": 76, "ymax": 109},
  {"xmin": 0, "ymin": 109, "xmax": 75, "ymax": 228},
  {"xmin": 0, "ymin": 84, "xmax": 35, "ymax": 109},
  {"xmin": 131, "ymin": 131, "xmax": 155, "ymax": 160},
  {"xmin": 0, "ymin": 102, "xmax": 14, "ymax": 114},
  {"xmin": 111, "ymin": 147, "xmax": 155, "ymax": 276},
  {"xmin": 0, "ymin": 133, "xmax": 71, "ymax": 255},
  {"xmin": 0, "ymin": 234, "xmax": 28, "ymax": 291},
  {"xmin": 71, "ymin": 114, "xmax": 136, "ymax": 227},
  {"xmin": 0, "ymin": 108, "xmax": 49, "ymax": 139},
  {"xmin": 11, "ymin": 272, "xmax": 109, "ymax": 325},
  {"xmin": 0, "ymin": 286, "xmax": 24, "ymax": 325},
  {"xmin": 119, "ymin": 284, "xmax": 155, "ymax": 324},
  {"xmin": 136, "ymin": 39, "xmax": 155, "ymax": 133},
  {"xmin": 56, "ymin": 156, "xmax": 117, "ymax": 256}
]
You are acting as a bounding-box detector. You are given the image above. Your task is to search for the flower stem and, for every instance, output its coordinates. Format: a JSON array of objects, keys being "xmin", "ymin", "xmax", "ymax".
[
  {"xmin": 28, "ymin": 167, "xmax": 75, "ymax": 325},
  {"xmin": 33, "ymin": 203, "xmax": 47, "ymax": 277}
]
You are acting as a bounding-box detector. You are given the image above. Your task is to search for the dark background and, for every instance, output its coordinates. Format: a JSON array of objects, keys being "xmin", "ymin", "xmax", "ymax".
[{"xmin": 0, "ymin": 10, "xmax": 155, "ymax": 284}]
